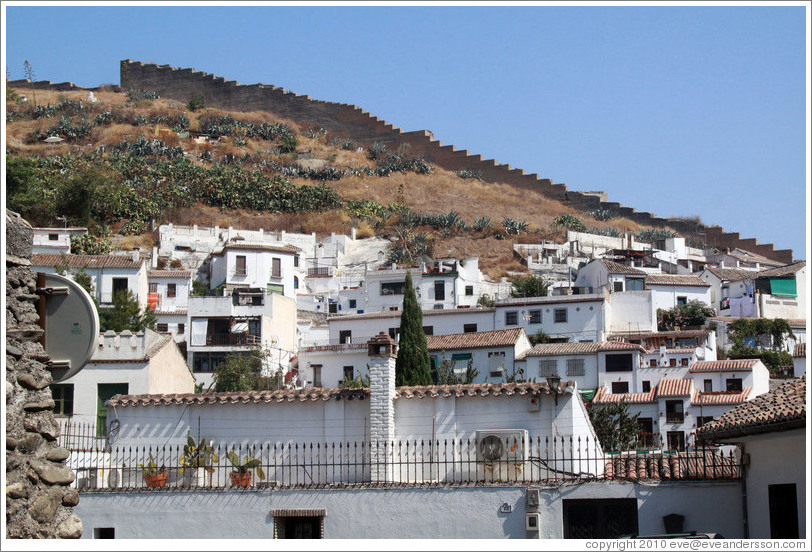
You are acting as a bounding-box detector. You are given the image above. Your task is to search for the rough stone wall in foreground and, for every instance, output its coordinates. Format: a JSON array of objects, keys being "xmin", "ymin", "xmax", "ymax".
[{"xmin": 5, "ymin": 210, "xmax": 82, "ymax": 539}]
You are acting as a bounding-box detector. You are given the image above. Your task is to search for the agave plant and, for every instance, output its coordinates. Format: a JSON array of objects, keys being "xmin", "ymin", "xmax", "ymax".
[
  {"xmin": 503, "ymin": 216, "xmax": 529, "ymax": 235},
  {"xmin": 226, "ymin": 449, "xmax": 265, "ymax": 478},
  {"xmin": 472, "ymin": 216, "xmax": 492, "ymax": 232},
  {"xmin": 179, "ymin": 432, "xmax": 219, "ymax": 474}
]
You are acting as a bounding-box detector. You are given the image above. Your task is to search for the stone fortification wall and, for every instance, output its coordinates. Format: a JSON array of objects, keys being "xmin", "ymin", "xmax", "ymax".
[
  {"xmin": 6, "ymin": 210, "xmax": 83, "ymax": 538},
  {"xmin": 8, "ymin": 61, "xmax": 794, "ymax": 264}
]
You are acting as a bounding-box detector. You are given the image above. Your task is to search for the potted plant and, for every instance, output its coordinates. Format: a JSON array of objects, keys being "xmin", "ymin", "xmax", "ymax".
[
  {"xmin": 226, "ymin": 449, "xmax": 265, "ymax": 487},
  {"xmin": 139, "ymin": 452, "xmax": 168, "ymax": 488},
  {"xmin": 179, "ymin": 432, "xmax": 219, "ymax": 487}
]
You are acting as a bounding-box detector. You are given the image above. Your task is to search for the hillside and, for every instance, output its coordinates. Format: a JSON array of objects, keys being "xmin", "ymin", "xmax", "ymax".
[{"xmin": 5, "ymin": 86, "xmax": 660, "ymax": 280}]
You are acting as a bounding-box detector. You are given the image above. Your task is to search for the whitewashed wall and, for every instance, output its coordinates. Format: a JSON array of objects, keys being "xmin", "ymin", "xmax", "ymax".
[
  {"xmin": 607, "ymin": 291, "xmax": 657, "ymax": 334},
  {"xmin": 648, "ymin": 284, "xmax": 711, "ymax": 313}
]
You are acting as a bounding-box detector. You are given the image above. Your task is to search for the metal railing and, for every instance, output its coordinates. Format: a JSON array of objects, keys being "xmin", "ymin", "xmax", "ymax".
[
  {"xmin": 205, "ymin": 333, "xmax": 261, "ymax": 346},
  {"xmin": 57, "ymin": 420, "xmax": 108, "ymax": 452},
  {"xmin": 66, "ymin": 437, "xmax": 741, "ymax": 493}
]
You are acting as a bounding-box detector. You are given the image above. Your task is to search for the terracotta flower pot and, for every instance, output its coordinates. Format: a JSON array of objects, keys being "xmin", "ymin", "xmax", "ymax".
[
  {"xmin": 230, "ymin": 471, "xmax": 252, "ymax": 487},
  {"xmin": 144, "ymin": 472, "xmax": 168, "ymax": 488}
]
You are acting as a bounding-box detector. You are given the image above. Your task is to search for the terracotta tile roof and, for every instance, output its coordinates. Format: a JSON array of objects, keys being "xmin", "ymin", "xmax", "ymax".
[
  {"xmin": 757, "ymin": 261, "xmax": 805, "ymax": 278},
  {"xmin": 727, "ymin": 248, "xmax": 783, "ymax": 266},
  {"xmin": 601, "ymin": 260, "xmax": 647, "ymax": 275},
  {"xmin": 710, "ymin": 316, "xmax": 806, "ymax": 328},
  {"xmin": 656, "ymin": 378, "xmax": 693, "ymax": 397},
  {"xmin": 494, "ymin": 293, "xmax": 606, "ymax": 307},
  {"xmin": 644, "ymin": 274, "xmax": 710, "ymax": 287},
  {"xmin": 608, "ymin": 329, "xmax": 710, "ymax": 340},
  {"xmin": 793, "ymin": 343, "xmax": 806, "ymax": 358},
  {"xmin": 108, "ymin": 381, "xmax": 570, "ymax": 407},
  {"xmin": 330, "ymin": 307, "xmax": 495, "ymax": 322},
  {"xmin": 213, "ymin": 243, "xmax": 299, "ymax": 255},
  {"xmin": 691, "ymin": 389, "xmax": 752, "ymax": 405},
  {"xmin": 704, "ymin": 267, "xmax": 759, "ymax": 282},
  {"xmin": 148, "ymin": 270, "xmax": 192, "ymax": 278},
  {"xmin": 689, "ymin": 359, "xmax": 760, "ymax": 372},
  {"xmin": 32, "ymin": 253, "xmax": 144, "ymax": 269},
  {"xmin": 394, "ymin": 381, "xmax": 572, "ymax": 400},
  {"xmin": 697, "ymin": 375, "xmax": 805, "ymax": 439},
  {"xmin": 520, "ymin": 341, "xmax": 644, "ymax": 358},
  {"xmin": 592, "ymin": 387, "xmax": 656, "ymax": 404},
  {"xmin": 426, "ymin": 328, "xmax": 525, "ymax": 351},
  {"xmin": 154, "ymin": 308, "xmax": 188, "ymax": 315},
  {"xmin": 109, "ymin": 387, "xmax": 371, "ymax": 407}
]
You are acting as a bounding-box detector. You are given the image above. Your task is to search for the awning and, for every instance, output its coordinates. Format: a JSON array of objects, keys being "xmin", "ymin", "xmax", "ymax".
[
  {"xmin": 770, "ymin": 278, "xmax": 797, "ymax": 298},
  {"xmin": 231, "ymin": 322, "xmax": 249, "ymax": 333},
  {"xmin": 580, "ymin": 389, "xmax": 596, "ymax": 402}
]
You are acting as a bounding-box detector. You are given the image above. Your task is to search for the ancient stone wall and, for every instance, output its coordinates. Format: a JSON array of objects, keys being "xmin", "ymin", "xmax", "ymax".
[
  {"xmin": 6, "ymin": 210, "xmax": 82, "ymax": 538},
  {"xmin": 8, "ymin": 61, "xmax": 795, "ymax": 264}
]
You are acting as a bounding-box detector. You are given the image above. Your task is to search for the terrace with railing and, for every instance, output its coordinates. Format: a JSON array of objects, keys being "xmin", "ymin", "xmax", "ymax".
[{"xmin": 65, "ymin": 436, "xmax": 741, "ymax": 492}]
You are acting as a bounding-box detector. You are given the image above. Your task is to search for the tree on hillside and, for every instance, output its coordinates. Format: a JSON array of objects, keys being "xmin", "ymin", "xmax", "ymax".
[
  {"xmin": 395, "ymin": 272, "xmax": 432, "ymax": 387},
  {"xmin": 587, "ymin": 401, "xmax": 643, "ymax": 452},
  {"xmin": 510, "ymin": 274, "xmax": 549, "ymax": 298},
  {"xmin": 99, "ymin": 290, "xmax": 156, "ymax": 333},
  {"xmin": 727, "ymin": 318, "xmax": 795, "ymax": 376}
]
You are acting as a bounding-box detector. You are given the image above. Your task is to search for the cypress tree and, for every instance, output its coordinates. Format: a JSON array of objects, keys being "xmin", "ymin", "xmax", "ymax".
[{"xmin": 395, "ymin": 271, "xmax": 432, "ymax": 386}]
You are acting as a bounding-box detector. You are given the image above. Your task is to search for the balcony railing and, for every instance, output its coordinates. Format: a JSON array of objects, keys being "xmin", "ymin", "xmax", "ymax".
[
  {"xmin": 204, "ymin": 333, "xmax": 261, "ymax": 347},
  {"xmin": 66, "ymin": 437, "xmax": 741, "ymax": 493}
]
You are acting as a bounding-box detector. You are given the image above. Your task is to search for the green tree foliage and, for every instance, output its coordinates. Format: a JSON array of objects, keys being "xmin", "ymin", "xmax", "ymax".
[
  {"xmin": 434, "ymin": 355, "xmax": 480, "ymax": 385},
  {"xmin": 98, "ymin": 290, "xmax": 156, "ymax": 333},
  {"xmin": 395, "ymin": 272, "xmax": 432, "ymax": 387},
  {"xmin": 657, "ymin": 300, "xmax": 716, "ymax": 331},
  {"xmin": 727, "ymin": 318, "xmax": 795, "ymax": 375},
  {"xmin": 552, "ymin": 214, "xmax": 586, "ymax": 233},
  {"xmin": 476, "ymin": 294, "xmax": 495, "ymax": 307},
  {"xmin": 212, "ymin": 350, "xmax": 282, "ymax": 392},
  {"xmin": 187, "ymin": 94, "xmax": 205, "ymax": 112},
  {"xmin": 587, "ymin": 401, "xmax": 642, "ymax": 452},
  {"xmin": 529, "ymin": 330, "xmax": 551, "ymax": 346},
  {"xmin": 510, "ymin": 274, "xmax": 549, "ymax": 298}
]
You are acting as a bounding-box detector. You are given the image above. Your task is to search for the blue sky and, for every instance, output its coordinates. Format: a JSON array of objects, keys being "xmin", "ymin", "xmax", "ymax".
[{"xmin": 3, "ymin": 3, "xmax": 809, "ymax": 261}]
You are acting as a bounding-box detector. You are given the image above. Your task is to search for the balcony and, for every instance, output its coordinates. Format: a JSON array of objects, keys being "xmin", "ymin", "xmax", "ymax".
[{"xmin": 204, "ymin": 333, "xmax": 261, "ymax": 347}]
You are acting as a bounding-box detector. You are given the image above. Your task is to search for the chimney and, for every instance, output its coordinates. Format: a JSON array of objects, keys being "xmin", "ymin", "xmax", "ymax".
[
  {"xmin": 367, "ymin": 332, "xmax": 398, "ymax": 483},
  {"xmin": 132, "ymin": 249, "xmax": 140, "ymax": 262}
]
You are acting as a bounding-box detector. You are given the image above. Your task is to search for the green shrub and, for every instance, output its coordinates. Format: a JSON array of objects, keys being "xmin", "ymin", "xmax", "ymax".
[{"xmin": 187, "ymin": 93, "xmax": 205, "ymax": 112}]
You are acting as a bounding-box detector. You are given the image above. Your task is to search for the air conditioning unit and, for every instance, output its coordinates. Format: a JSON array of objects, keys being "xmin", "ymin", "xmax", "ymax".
[{"xmin": 475, "ymin": 429, "xmax": 529, "ymax": 462}]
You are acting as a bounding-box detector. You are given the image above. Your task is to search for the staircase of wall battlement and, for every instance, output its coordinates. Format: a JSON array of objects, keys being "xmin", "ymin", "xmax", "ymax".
[{"xmin": 8, "ymin": 61, "xmax": 795, "ymax": 264}]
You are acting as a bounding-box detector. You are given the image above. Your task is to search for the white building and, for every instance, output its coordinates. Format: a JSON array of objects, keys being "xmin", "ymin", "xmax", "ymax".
[
  {"xmin": 697, "ymin": 375, "xmax": 805, "ymax": 538},
  {"xmin": 31, "ymin": 226, "xmax": 87, "ymax": 254},
  {"xmin": 51, "ymin": 329, "xmax": 193, "ymax": 430},
  {"xmin": 574, "ymin": 259, "xmax": 648, "ymax": 294},
  {"xmin": 792, "ymin": 343, "xmax": 806, "ymax": 377},
  {"xmin": 209, "ymin": 241, "xmax": 299, "ymax": 299},
  {"xmin": 643, "ymin": 273, "xmax": 712, "ymax": 312},
  {"xmin": 187, "ymin": 289, "xmax": 297, "ymax": 389},
  {"xmin": 753, "ymin": 261, "xmax": 806, "ymax": 320},
  {"xmin": 32, "ymin": 252, "xmax": 149, "ymax": 310},
  {"xmin": 698, "ymin": 267, "xmax": 759, "ymax": 316},
  {"xmin": 147, "ymin": 269, "xmax": 192, "ymax": 345},
  {"xmin": 493, "ymin": 292, "xmax": 609, "ymax": 342}
]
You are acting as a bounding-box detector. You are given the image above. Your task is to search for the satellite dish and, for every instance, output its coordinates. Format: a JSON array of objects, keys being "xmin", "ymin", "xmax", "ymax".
[
  {"xmin": 39, "ymin": 273, "xmax": 99, "ymax": 382},
  {"xmin": 695, "ymin": 347, "xmax": 705, "ymax": 360}
]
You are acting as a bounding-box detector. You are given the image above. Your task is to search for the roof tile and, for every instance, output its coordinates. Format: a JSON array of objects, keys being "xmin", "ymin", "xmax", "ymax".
[
  {"xmin": 427, "ymin": 328, "xmax": 525, "ymax": 351},
  {"xmin": 689, "ymin": 359, "xmax": 759, "ymax": 372},
  {"xmin": 601, "ymin": 260, "xmax": 647, "ymax": 275},
  {"xmin": 645, "ymin": 274, "xmax": 710, "ymax": 287},
  {"xmin": 32, "ymin": 253, "xmax": 144, "ymax": 269},
  {"xmin": 656, "ymin": 378, "xmax": 693, "ymax": 397}
]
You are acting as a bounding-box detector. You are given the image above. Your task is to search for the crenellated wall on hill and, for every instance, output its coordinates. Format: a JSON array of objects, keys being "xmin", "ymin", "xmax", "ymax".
[{"xmin": 7, "ymin": 60, "xmax": 795, "ymax": 264}]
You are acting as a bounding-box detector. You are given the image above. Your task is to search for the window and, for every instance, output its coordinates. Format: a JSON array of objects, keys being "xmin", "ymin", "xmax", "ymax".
[
  {"xmin": 422, "ymin": 326, "xmax": 433, "ymax": 336},
  {"xmin": 235, "ymin": 256, "xmax": 247, "ymax": 276},
  {"xmin": 177, "ymin": 323, "xmax": 185, "ymax": 334},
  {"xmin": 451, "ymin": 353, "xmax": 472, "ymax": 374},
  {"xmin": 94, "ymin": 528, "xmax": 115, "ymax": 539},
  {"xmin": 112, "ymin": 278, "xmax": 128, "ymax": 297},
  {"xmin": 156, "ymin": 323, "xmax": 169, "ymax": 332},
  {"xmin": 267, "ymin": 283, "xmax": 284, "ymax": 296},
  {"xmin": 312, "ymin": 365, "xmax": 322, "ymax": 388},
  {"xmin": 669, "ymin": 358, "xmax": 677, "ymax": 367},
  {"xmin": 192, "ymin": 352, "xmax": 227, "ymax": 373},
  {"xmin": 666, "ymin": 431, "xmax": 685, "ymax": 451},
  {"xmin": 677, "ymin": 296, "xmax": 687, "ymax": 306},
  {"xmin": 434, "ymin": 280, "xmax": 445, "ymax": 301},
  {"xmin": 613, "ymin": 281, "xmax": 624, "ymax": 292},
  {"xmin": 388, "ymin": 327, "xmax": 400, "ymax": 341},
  {"xmin": 554, "ymin": 309, "xmax": 567, "ymax": 323},
  {"xmin": 680, "ymin": 358, "xmax": 689, "ymax": 366},
  {"xmin": 348, "ymin": 299, "xmax": 357, "ymax": 309},
  {"xmin": 293, "ymin": 256, "xmax": 299, "ymax": 268},
  {"xmin": 167, "ymin": 283, "xmax": 177, "ymax": 298},
  {"xmin": 696, "ymin": 416, "xmax": 714, "ymax": 428},
  {"xmin": 271, "ymin": 258, "xmax": 282, "ymax": 278},
  {"xmin": 339, "ymin": 330, "xmax": 352, "ymax": 344},
  {"xmin": 566, "ymin": 358, "xmax": 585, "ymax": 377},
  {"xmin": 463, "ymin": 323, "xmax": 477, "ymax": 333},
  {"xmin": 273, "ymin": 513, "xmax": 324, "ymax": 539},
  {"xmin": 343, "ymin": 366, "xmax": 354, "ymax": 383},
  {"xmin": 626, "ymin": 278, "xmax": 644, "ymax": 291},
  {"xmin": 48, "ymin": 233, "xmax": 59, "ymax": 241},
  {"xmin": 605, "ymin": 354, "xmax": 633, "ymax": 372},
  {"xmin": 328, "ymin": 302, "xmax": 338, "ymax": 314},
  {"xmin": 97, "ymin": 383, "xmax": 128, "ymax": 436},
  {"xmin": 641, "ymin": 380, "xmax": 651, "ymax": 393},
  {"xmin": 381, "ymin": 281, "xmax": 406, "ymax": 295},
  {"xmin": 563, "ymin": 499, "xmax": 639, "ymax": 539},
  {"xmin": 769, "ymin": 484, "xmax": 799, "ymax": 538},
  {"xmin": 726, "ymin": 378, "xmax": 743, "ymax": 392},
  {"xmin": 649, "ymin": 359, "xmax": 657, "ymax": 367},
  {"xmin": 465, "ymin": 285, "xmax": 474, "ymax": 296},
  {"xmin": 665, "ymin": 400, "xmax": 684, "ymax": 423},
  {"xmin": 611, "ymin": 381, "xmax": 629, "ymax": 394},
  {"xmin": 704, "ymin": 379, "xmax": 713, "ymax": 392},
  {"xmin": 637, "ymin": 418, "xmax": 655, "ymax": 447},
  {"xmin": 528, "ymin": 310, "xmax": 541, "ymax": 324},
  {"xmin": 51, "ymin": 384, "xmax": 74, "ymax": 416},
  {"xmin": 539, "ymin": 359, "xmax": 558, "ymax": 378},
  {"xmin": 505, "ymin": 311, "xmax": 518, "ymax": 326},
  {"xmin": 294, "ymin": 276, "xmax": 299, "ymax": 290},
  {"xmin": 148, "ymin": 283, "xmax": 158, "ymax": 293}
]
